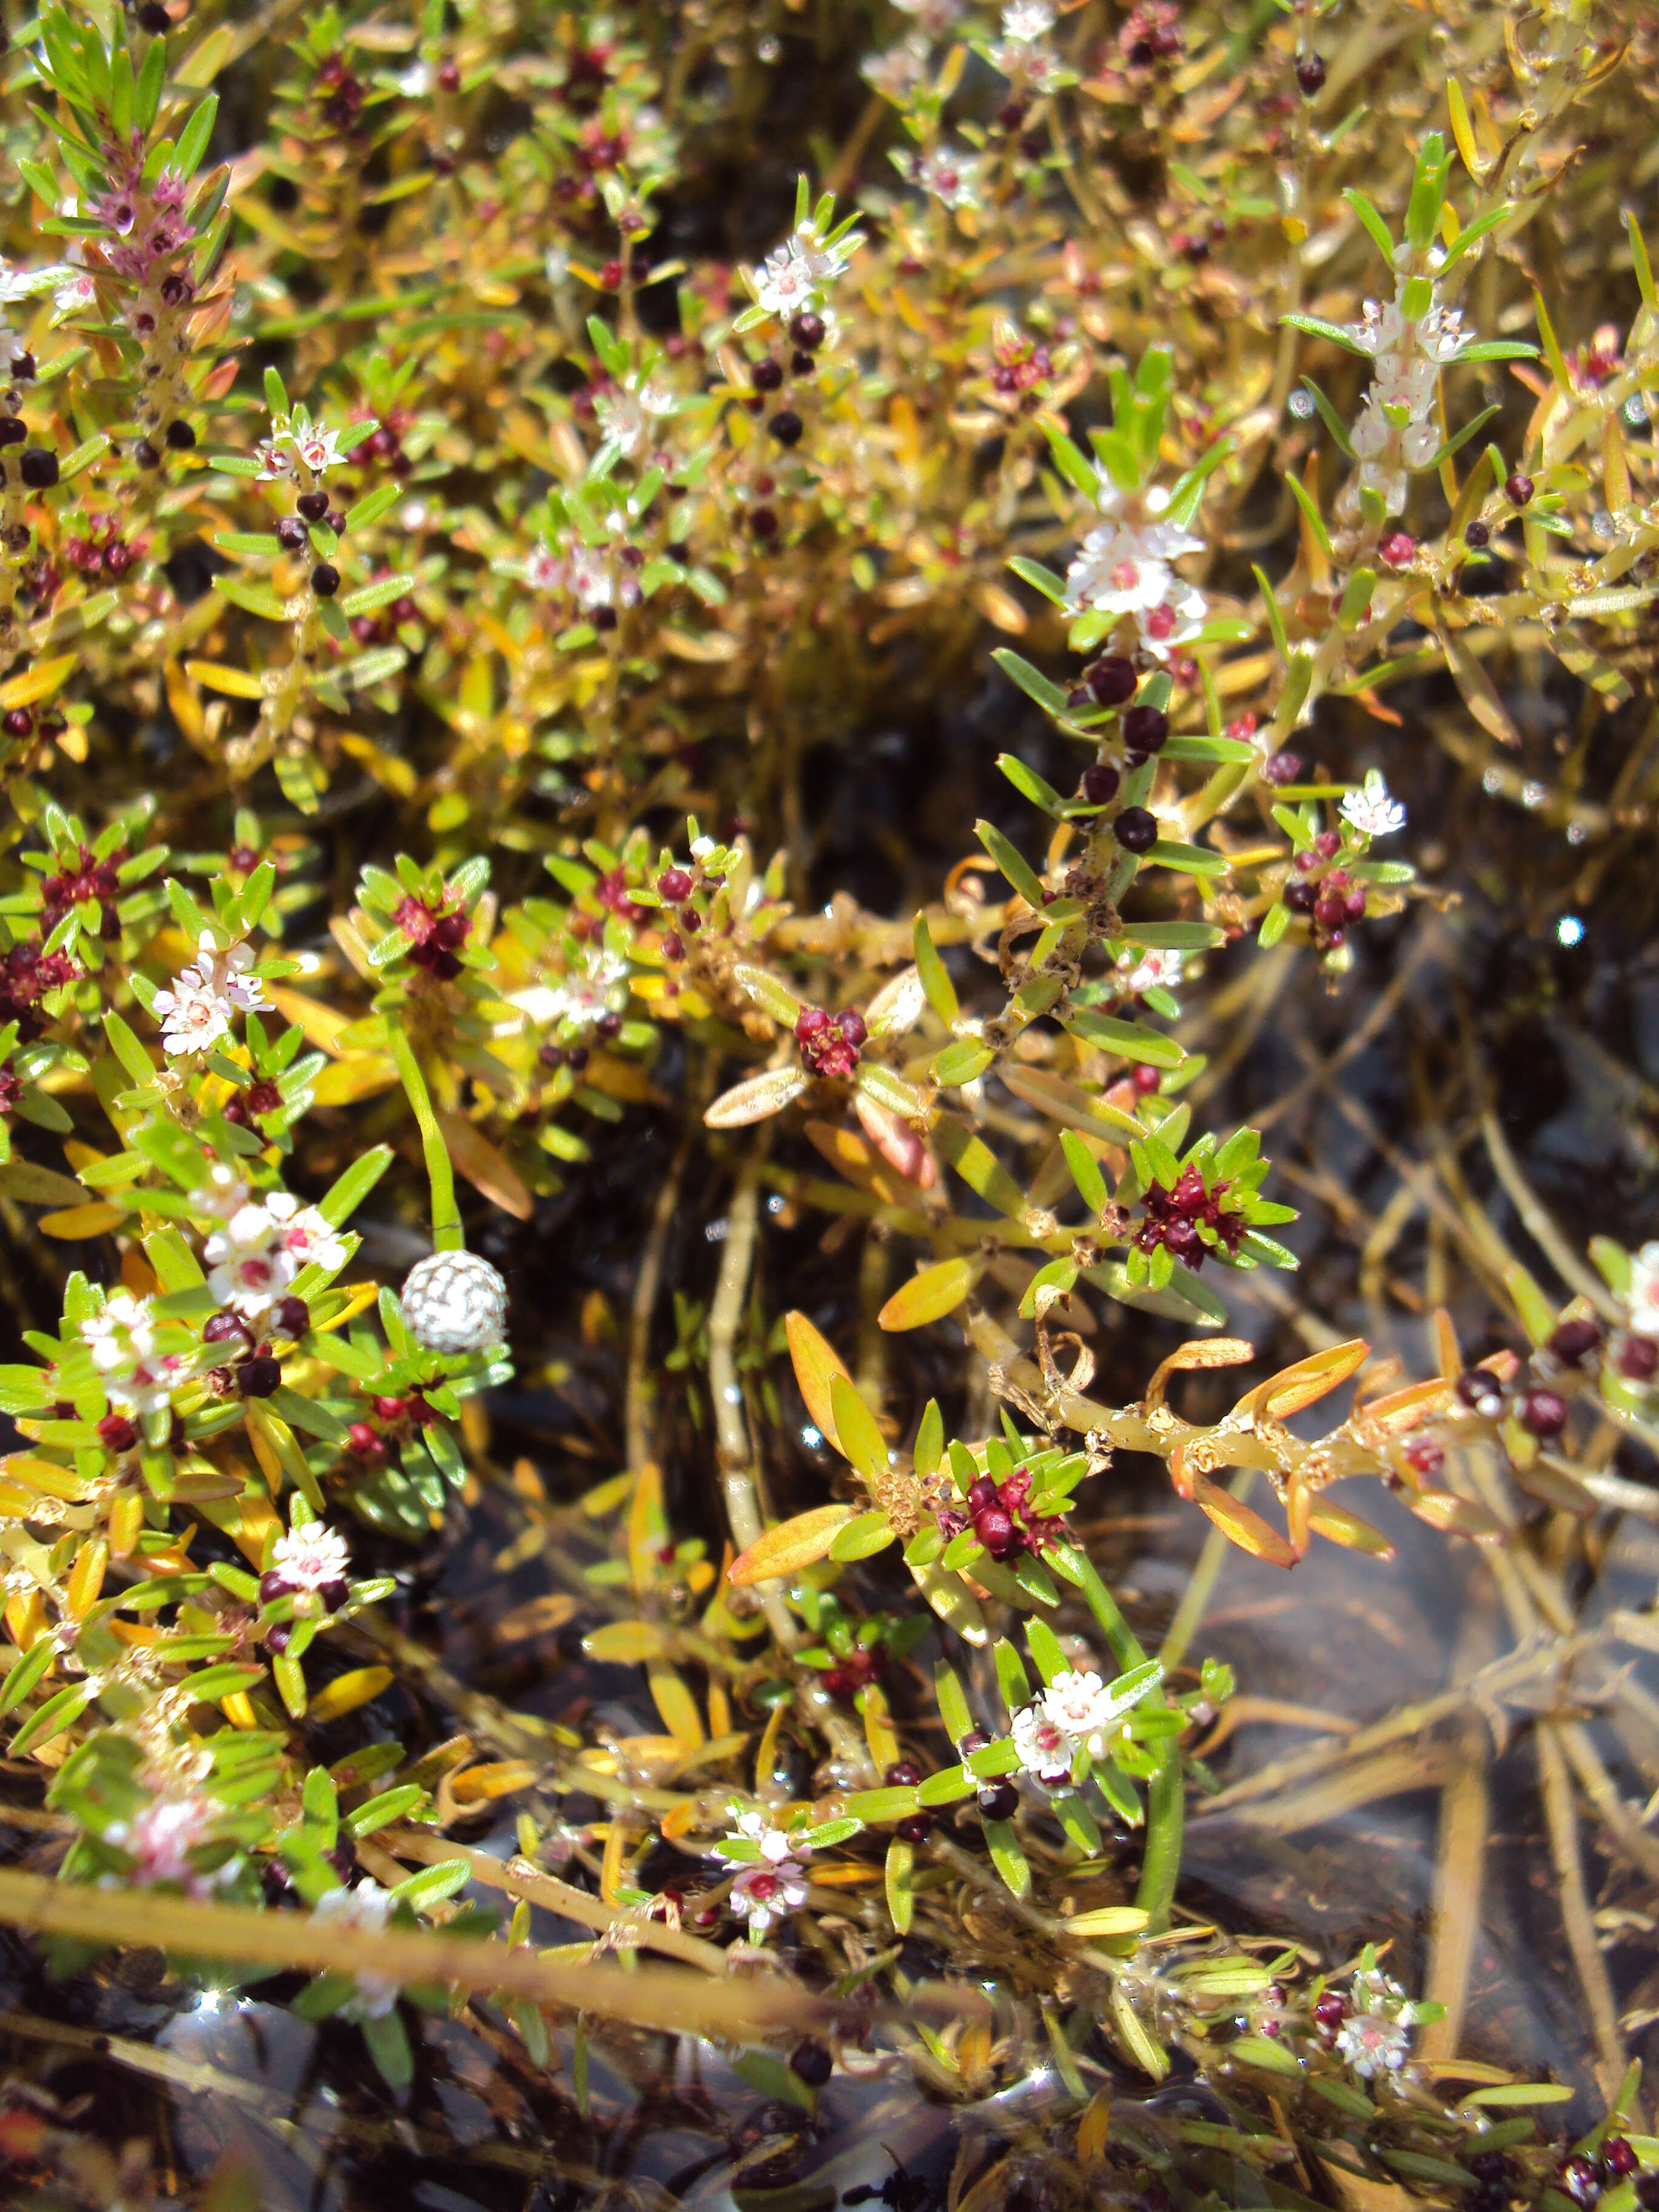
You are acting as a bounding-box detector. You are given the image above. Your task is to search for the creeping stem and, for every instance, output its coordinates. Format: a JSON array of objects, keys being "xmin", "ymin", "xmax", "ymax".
[{"xmin": 386, "ymin": 1020, "xmax": 463, "ymax": 1252}]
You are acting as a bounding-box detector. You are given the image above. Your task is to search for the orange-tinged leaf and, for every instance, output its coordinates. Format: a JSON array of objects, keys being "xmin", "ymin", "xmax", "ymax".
[
  {"xmin": 449, "ymin": 1761, "xmax": 537, "ymax": 1804},
  {"xmin": 852, "ymin": 1088, "xmax": 935, "ymax": 1186},
  {"xmin": 1305, "ymin": 1493, "xmax": 1396, "ymax": 1558},
  {"xmin": 1359, "ymin": 1377, "xmax": 1456, "ymax": 1433},
  {"xmin": 830, "ymin": 1373, "xmax": 891, "ymax": 1489},
  {"xmin": 1432, "ymin": 1307, "xmax": 1462, "ymax": 1382},
  {"xmin": 1192, "ymin": 1475, "xmax": 1298, "ymax": 1567},
  {"xmin": 435, "ymin": 1110, "xmax": 533, "ymax": 1221},
  {"xmin": 785, "ymin": 1311, "xmax": 853, "ymax": 1453},
  {"xmin": 806, "ymin": 1119, "xmax": 911, "ymax": 1204},
  {"xmin": 64, "ymin": 1537, "xmax": 108, "ymax": 1621},
  {"xmin": 1248, "ymin": 1338, "xmax": 1369, "ymax": 1421},
  {"xmin": 1145, "ymin": 1336, "xmax": 1255, "ymax": 1407},
  {"xmin": 729, "ymin": 1504, "xmax": 854, "ymax": 1586},
  {"xmin": 186, "ymin": 659, "xmax": 267, "ymax": 702},
  {"xmin": 878, "ymin": 1256, "xmax": 982, "ymax": 1332}
]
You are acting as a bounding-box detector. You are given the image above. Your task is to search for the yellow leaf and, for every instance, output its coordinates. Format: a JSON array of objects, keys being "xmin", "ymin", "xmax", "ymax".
[
  {"xmin": 649, "ymin": 1663, "xmax": 705, "ymax": 1751},
  {"xmin": 185, "ymin": 659, "xmax": 267, "ymax": 701},
  {"xmin": 164, "ymin": 661, "xmax": 205, "ymax": 745},
  {"xmin": 1304, "ymin": 1494, "xmax": 1395, "ymax": 1559},
  {"xmin": 878, "ymin": 1256, "xmax": 982, "ymax": 1332},
  {"xmin": 785, "ymin": 1311, "xmax": 854, "ymax": 1453},
  {"xmin": 583, "ymin": 1621, "xmax": 666, "ymax": 1664},
  {"xmin": 729, "ymin": 1504, "xmax": 854, "ymax": 1586},
  {"xmin": 830, "ymin": 1374, "xmax": 891, "ymax": 1490},
  {"xmin": 64, "ymin": 1537, "xmax": 108, "ymax": 1621},
  {"xmin": 1065, "ymin": 1906, "xmax": 1150, "ymax": 1939},
  {"xmin": 862, "ymin": 1680, "xmax": 899, "ymax": 1771},
  {"xmin": 494, "ymin": 1593, "xmax": 580, "ymax": 1641},
  {"xmin": 0, "ymin": 654, "xmax": 75, "ymax": 711},
  {"xmin": 628, "ymin": 1461, "xmax": 668, "ymax": 1593},
  {"xmin": 39, "ymin": 1202, "xmax": 127, "ymax": 1238},
  {"xmin": 1248, "ymin": 1338, "xmax": 1369, "ymax": 1422},
  {"xmin": 338, "ymin": 732, "xmax": 418, "ymax": 796},
  {"xmin": 1192, "ymin": 1474, "xmax": 1298, "ymax": 1569},
  {"xmin": 1078, "ymin": 2090, "xmax": 1112, "ymax": 2166},
  {"xmin": 306, "ymin": 1666, "xmax": 394, "ymax": 1722},
  {"xmin": 310, "ymin": 1056, "xmax": 398, "ymax": 1105}
]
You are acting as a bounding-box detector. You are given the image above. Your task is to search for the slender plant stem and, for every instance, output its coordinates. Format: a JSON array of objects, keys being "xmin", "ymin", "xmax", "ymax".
[
  {"xmin": 1071, "ymin": 1550, "xmax": 1184, "ymax": 1934},
  {"xmin": 387, "ymin": 1019, "xmax": 462, "ymax": 1252}
]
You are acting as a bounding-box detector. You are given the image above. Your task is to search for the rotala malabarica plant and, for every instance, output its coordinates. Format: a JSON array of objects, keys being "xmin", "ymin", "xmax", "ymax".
[{"xmin": 0, "ymin": 0, "xmax": 1654, "ymax": 2200}]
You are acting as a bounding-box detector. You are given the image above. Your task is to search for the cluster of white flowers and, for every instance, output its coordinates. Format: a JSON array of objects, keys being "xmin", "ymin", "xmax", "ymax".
[
  {"xmin": 204, "ymin": 1189, "xmax": 344, "ymax": 1319},
  {"xmin": 989, "ymin": 0, "xmax": 1063, "ymax": 87},
  {"xmin": 1333, "ymin": 1966, "xmax": 1421, "ymax": 2079},
  {"xmin": 82, "ymin": 1290, "xmax": 181, "ymax": 1417},
  {"xmin": 152, "ymin": 930, "xmax": 266, "ymax": 1059},
  {"xmin": 720, "ymin": 1806, "xmax": 811, "ymax": 1939},
  {"xmin": 750, "ymin": 224, "xmax": 856, "ymax": 319},
  {"xmin": 1340, "ymin": 253, "xmax": 1476, "ymax": 517},
  {"xmin": 509, "ymin": 947, "xmax": 632, "ymax": 1033},
  {"xmin": 1064, "ymin": 480, "xmax": 1208, "ymax": 660},
  {"xmin": 1012, "ymin": 1666, "xmax": 1161, "ymax": 1788},
  {"xmin": 1339, "ymin": 768, "xmax": 1407, "ymax": 840},
  {"xmin": 312, "ymin": 1879, "xmax": 401, "ymax": 2018},
  {"xmin": 104, "ymin": 1791, "xmax": 227, "ymax": 1895},
  {"xmin": 523, "ymin": 534, "xmax": 642, "ymax": 615},
  {"xmin": 594, "ymin": 375, "xmax": 675, "ymax": 460},
  {"xmin": 862, "ymin": 35, "xmax": 931, "ymax": 104}
]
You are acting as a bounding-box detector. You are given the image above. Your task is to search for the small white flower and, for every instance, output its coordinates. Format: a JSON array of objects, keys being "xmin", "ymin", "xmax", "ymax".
[
  {"xmin": 313, "ymin": 1879, "xmax": 400, "ymax": 2017},
  {"xmin": 83, "ymin": 1290, "xmax": 156, "ymax": 1375},
  {"xmin": 188, "ymin": 1165, "xmax": 249, "ymax": 1221},
  {"xmin": 752, "ymin": 243, "xmax": 818, "ymax": 317},
  {"xmin": 397, "ymin": 59, "xmax": 434, "ymax": 97},
  {"xmin": 1340, "ymin": 769, "xmax": 1406, "ymax": 840},
  {"xmin": 152, "ymin": 933, "xmax": 265, "ymax": 1059},
  {"xmin": 1628, "ymin": 1242, "xmax": 1659, "ymax": 1337},
  {"xmin": 1065, "ymin": 526, "xmax": 1173, "ymax": 618},
  {"xmin": 400, "ymin": 1249, "xmax": 509, "ymax": 1355},
  {"xmin": 1041, "ymin": 1664, "xmax": 1160, "ymax": 1759},
  {"xmin": 728, "ymin": 1856, "xmax": 809, "ymax": 1939},
  {"xmin": 106, "ymin": 1353, "xmax": 183, "ymax": 1418},
  {"xmin": 1000, "ymin": 0, "xmax": 1054, "ymax": 40},
  {"xmin": 297, "ymin": 429, "xmax": 346, "ymax": 475},
  {"xmin": 1336, "ymin": 2009, "xmax": 1412, "ymax": 2079},
  {"xmin": 205, "ymin": 1201, "xmax": 297, "ymax": 1318},
  {"xmin": 1011, "ymin": 1701, "xmax": 1075, "ymax": 1788},
  {"xmin": 1346, "ymin": 297, "xmax": 1405, "ymax": 357},
  {"xmin": 1415, "ymin": 304, "xmax": 1474, "ymax": 364},
  {"xmin": 264, "ymin": 1190, "xmax": 347, "ymax": 1273},
  {"xmin": 514, "ymin": 948, "xmax": 631, "ymax": 1030},
  {"xmin": 254, "ymin": 438, "xmax": 295, "ymax": 480},
  {"xmin": 903, "ymin": 143, "xmax": 982, "ymax": 210},
  {"xmin": 270, "ymin": 1521, "xmax": 351, "ymax": 1594},
  {"xmin": 862, "ymin": 36, "xmax": 930, "ymax": 103},
  {"xmin": 1120, "ymin": 947, "xmax": 1182, "ymax": 997},
  {"xmin": 106, "ymin": 1792, "xmax": 220, "ymax": 1890}
]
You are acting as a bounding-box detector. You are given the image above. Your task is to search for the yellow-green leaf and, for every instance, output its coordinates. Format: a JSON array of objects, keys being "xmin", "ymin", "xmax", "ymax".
[{"xmin": 878, "ymin": 1256, "xmax": 982, "ymax": 1332}]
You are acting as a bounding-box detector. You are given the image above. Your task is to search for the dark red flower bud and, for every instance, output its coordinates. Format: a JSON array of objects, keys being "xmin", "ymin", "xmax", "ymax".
[
  {"xmin": 976, "ymin": 1779, "xmax": 1019, "ymax": 1820},
  {"xmin": 237, "ymin": 1356, "xmax": 281, "ymax": 1398},
  {"xmin": 346, "ymin": 1421, "xmax": 384, "ymax": 1458},
  {"xmin": 272, "ymin": 1296, "xmax": 310, "ymax": 1339},
  {"xmin": 751, "ymin": 357, "xmax": 783, "ymax": 392},
  {"xmin": 1122, "ymin": 704, "xmax": 1169, "ymax": 752},
  {"xmin": 1132, "ymin": 1064, "xmax": 1161, "ymax": 1094},
  {"xmin": 884, "ymin": 1758, "xmax": 922, "ymax": 1787},
  {"xmin": 657, "ymin": 867, "xmax": 694, "ymax": 902},
  {"xmin": 1620, "ymin": 1335, "xmax": 1659, "ymax": 1382},
  {"xmin": 1464, "ymin": 520, "xmax": 1490, "ymax": 548},
  {"xmin": 1084, "ymin": 655, "xmax": 1136, "ymax": 706},
  {"xmin": 1379, "ymin": 531, "xmax": 1415, "ymax": 568},
  {"xmin": 203, "ymin": 1310, "xmax": 251, "ymax": 1345},
  {"xmin": 1505, "ymin": 473, "xmax": 1534, "ymax": 507},
  {"xmin": 974, "ymin": 1504, "xmax": 1016, "ymax": 1557},
  {"xmin": 788, "ymin": 311, "xmax": 825, "ymax": 350},
  {"xmin": 1547, "ymin": 1316, "xmax": 1602, "ymax": 1365},
  {"xmin": 1295, "ymin": 52, "xmax": 1326, "ymax": 93},
  {"xmin": 96, "ymin": 1413, "xmax": 137, "ymax": 1452}
]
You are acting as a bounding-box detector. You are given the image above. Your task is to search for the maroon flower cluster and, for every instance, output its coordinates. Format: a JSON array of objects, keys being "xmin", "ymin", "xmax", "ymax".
[
  {"xmin": 392, "ymin": 891, "xmax": 471, "ymax": 978},
  {"xmin": 1283, "ymin": 833, "xmax": 1367, "ymax": 951},
  {"xmin": 0, "ymin": 942, "xmax": 76, "ymax": 1038},
  {"xmin": 315, "ymin": 56, "xmax": 367, "ymax": 136},
  {"xmin": 938, "ymin": 1467, "xmax": 1064, "ymax": 1562},
  {"xmin": 795, "ymin": 1005, "xmax": 866, "ymax": 1079},
  {"xmin": 1119, "ymin": 1, "xmax": 1183, "ymax": 66},
  {"xmin": 1136, "ymin": 1167, "xmax": 1244, "ymax": 1271},
  {"xmin": 64, "ymin": 521, "xmax": 140, "ymax": 581},
  {"xmin": 819, "ymin": 1644, "xmax": 888, "ymax": 1704},
  {"xmin": 40, "ymin": 844, "xmax": 122, "ymax": 937}
]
